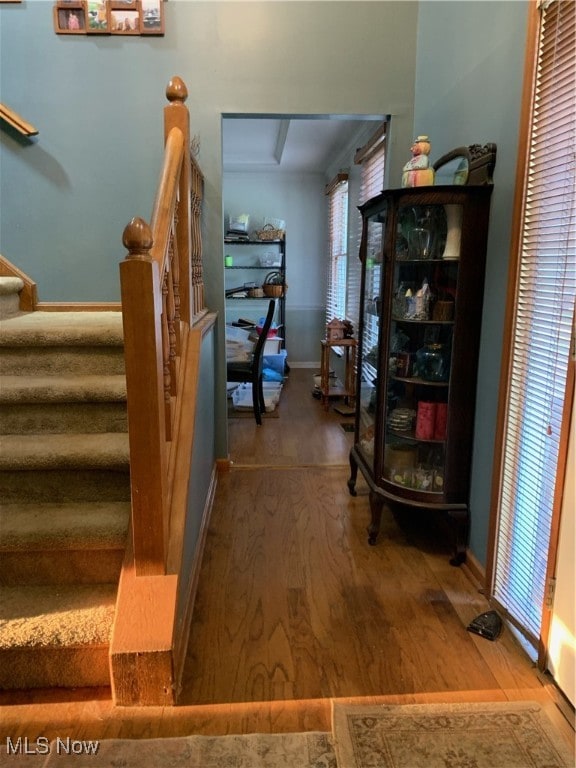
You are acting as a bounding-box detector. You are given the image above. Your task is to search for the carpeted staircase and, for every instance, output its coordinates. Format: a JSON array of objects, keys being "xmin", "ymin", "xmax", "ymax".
[{"xmin": 0, "ymin": 277, "xmax": 130, "ymax": 689}]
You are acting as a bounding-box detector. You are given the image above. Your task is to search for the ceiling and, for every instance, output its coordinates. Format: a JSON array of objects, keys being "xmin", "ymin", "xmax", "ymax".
[{"xmin": 222, "ymin": 116, "xmax": 383, "ymax": 174}]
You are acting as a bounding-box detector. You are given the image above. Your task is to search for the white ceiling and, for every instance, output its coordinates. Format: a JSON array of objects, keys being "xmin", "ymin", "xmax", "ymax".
[{"xmin": 222, "ymin": 116, "xmax": 383, "ymax": 174}]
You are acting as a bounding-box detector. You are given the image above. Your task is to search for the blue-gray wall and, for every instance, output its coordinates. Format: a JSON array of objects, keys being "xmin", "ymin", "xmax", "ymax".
[
  {"xmin": 1, "ymin": 1, "xmax": 418, "ymax": 461},
  {"xmin": 413, "ymin": 1, "xmax": 529, "ymax": 563},
  {"xmin": 178, "ymin": 327, "xmax": 216, "ymax": 614},
  {"xmin": 1, "ymin": 1, "xmax": 528, "ymax": 565}
]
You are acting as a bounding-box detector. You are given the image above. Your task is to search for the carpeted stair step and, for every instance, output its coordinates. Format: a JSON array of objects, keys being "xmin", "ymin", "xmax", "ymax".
[
  {"xmin": 0, "ymin": 502, "xmax": 130, "ymax": 586},
  {"xmin": 0, "ymin": 583, "xmax": 117, "ymax": 689},
  {"xmin": 0, "ymin": 468, "xmax": 131, "ymax": 504},
  {"xmin": 0, "ymin": 374, "xmax": 127, "ymax": 404},
  {"xmin": 0, "ymin": 310, "xmax": 124, "ymax": 346},
  {"xmin": 0, "ymin": 311, "xmax": 125, "ymax": 376},
  {"xmin": 0, "ymin": 277, "xmax": 24, "ymax": 319},
  {"xmin": 0, "ymin": 375, "xmax": 127, "ymax": 434},
  {"xmin": 0, "ymin": 345, "xmax": 126, "ymax": 376},
  {"xmin": 0, "ymin": 432, "xmax": 130, "ymax": 471},
  {"xmin": 0, "ymin": 307, "xmax": 129, "ymax": 690},
  {"xmin": 0, "ymin": 400, "xmax": 128, "ymax": 435}
]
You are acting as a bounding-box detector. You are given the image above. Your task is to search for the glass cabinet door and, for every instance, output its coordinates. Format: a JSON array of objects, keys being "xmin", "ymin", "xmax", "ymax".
[
  {"xmin": 382, "ymin": 201, "xmax": 462, "ymax": 495},
  {"xmin": 357, "ymin": 205, "xmax": 387, "ymax": 473}
]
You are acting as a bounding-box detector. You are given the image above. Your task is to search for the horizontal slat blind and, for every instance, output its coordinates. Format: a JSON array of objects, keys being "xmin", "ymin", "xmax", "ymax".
[
  {"xmin": 347, "ymin": 124, "xmax": 386, "ymax": 380},
  {"xmin": 325, "ymin": 174, "xmax": 349, "ymax": 327},
  {"xmin": 493, "ymin": 0, "xmax": 576, "ymax": 643}
]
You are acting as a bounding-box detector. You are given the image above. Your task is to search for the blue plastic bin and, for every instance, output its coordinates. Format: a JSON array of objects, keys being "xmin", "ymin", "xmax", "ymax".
[{"xmin": 262, "ymin": 349, "xmax": 287, "ymax": 380}]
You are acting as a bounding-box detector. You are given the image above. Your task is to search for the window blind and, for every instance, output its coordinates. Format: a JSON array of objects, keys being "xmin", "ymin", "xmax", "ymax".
[
  {"xmin": 325, "ymin": 174, "xmax": 349, "ymax": 327},
  {"xmin": 492, "ymin": 0, "xmax": 576, "ymax": 645},
  {"xmin": 351, "ymin": 125, "xmax": 386, "ymax": 374}
]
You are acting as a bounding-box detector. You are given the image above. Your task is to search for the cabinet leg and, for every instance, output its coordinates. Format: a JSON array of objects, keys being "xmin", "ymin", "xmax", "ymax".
[
  {"xmin": 447, "ymin": 508, "xmax": 469, "ymax": 566},
  {"xmin": 347, "ymin": 452, "xmax": 358, "ymax": 496},
  {"xmin": 367, "ymin": 491, "xmax": 384, "ymax": 546}
]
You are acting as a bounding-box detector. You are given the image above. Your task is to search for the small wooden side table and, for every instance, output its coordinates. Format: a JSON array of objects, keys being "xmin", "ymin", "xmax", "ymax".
[{"xmin": 320, "ymin": 337, "xmax": 357, "ymax": 411}]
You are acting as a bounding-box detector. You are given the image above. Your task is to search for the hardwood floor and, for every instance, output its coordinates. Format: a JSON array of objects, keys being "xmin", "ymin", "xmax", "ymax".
[
  {"xmin": 0, "ymin": 369, "xmax": 573, "ymax": 747},
  {"xmin": 226, "ymin": 366, "xmax": 354, "ymax": 467}
]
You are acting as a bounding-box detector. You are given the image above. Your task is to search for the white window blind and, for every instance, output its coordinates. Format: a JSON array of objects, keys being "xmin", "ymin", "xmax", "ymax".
[
  {"xmin": 492, "ymin": 0, "xmax": 576, "ymax": 645},
  {"xmin": 351, "ymin": 125, "xmax": 386, "ymax": 371},
  {"xmin": 325, "ymin": 173, "xmax": 349, "ymax": 326}
]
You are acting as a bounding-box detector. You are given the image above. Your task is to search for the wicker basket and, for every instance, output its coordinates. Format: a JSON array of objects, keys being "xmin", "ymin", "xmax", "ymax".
[
  {"xmin": 263, "ymin": 284, "xmax": 284, "ymax": 298},
  {"xmin": 256, "ymin": 223, "xmax": 285, "ymax": 242},
  {"xmin": 263, "ymin": 270, "xmax": 287, "ymax": 297}
]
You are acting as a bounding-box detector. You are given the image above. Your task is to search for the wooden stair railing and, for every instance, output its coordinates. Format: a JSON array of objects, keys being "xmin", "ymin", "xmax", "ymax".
[
  {"xmin": 120, "ymin": 76, "xmax": 205, "ymax": 576},
  {"xmin": 0, "ymin": 103, "xmax": 38, "ymax": 136}
]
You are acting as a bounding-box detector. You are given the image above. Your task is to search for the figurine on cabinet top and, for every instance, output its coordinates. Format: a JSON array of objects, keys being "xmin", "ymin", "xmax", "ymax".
[{"xmin": 402, "ymin": 135, "xmax": 435, "ymax": 188}]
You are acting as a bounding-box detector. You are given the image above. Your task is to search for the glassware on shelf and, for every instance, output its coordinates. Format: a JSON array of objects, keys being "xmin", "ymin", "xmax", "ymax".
[
  {"xmin": 415, "ymin": 342, "xmax": 450, "ymax": 381},
  {"xmin": 441, "ymin": 204, "xmax": 463, "ymax": 260},
  {"xmin": 409, "ymin": 226, "xmax": 431, "ymax": 260},
  {"xmin": 393, "ymin": 278, "xmax": 431, "ymax": 320},
  {"xmin": 408, "ymin": 206, "xmax": 435, "ymax": 259},
  {"xmin": 388, "ymin": 407, "xmax": 416, "ymax": 432}
]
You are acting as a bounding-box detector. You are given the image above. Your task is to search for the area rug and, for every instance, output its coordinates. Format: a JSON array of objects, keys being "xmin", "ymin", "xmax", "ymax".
[
  {"xmin": 38, "ymin": 731, "xmax": 335, "ymax": 767},
  {"xmin": 331, "ymin": 700, "xmax": 574, "ymax": 768}
]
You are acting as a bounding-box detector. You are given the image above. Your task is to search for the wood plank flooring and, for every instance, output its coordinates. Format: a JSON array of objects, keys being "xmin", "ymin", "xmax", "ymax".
[{"xmin": 0, "ymin": 369, "xmax": 573, "ymax": 747}]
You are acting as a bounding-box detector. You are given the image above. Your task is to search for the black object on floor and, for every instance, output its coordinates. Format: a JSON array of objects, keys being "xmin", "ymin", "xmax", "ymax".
[{"xmin": 467, "ymin": 610, "xmax": 503, "ymax": 641}]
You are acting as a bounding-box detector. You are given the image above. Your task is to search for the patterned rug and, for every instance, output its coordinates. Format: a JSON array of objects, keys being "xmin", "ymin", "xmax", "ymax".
[
  {"xmin": 331, "ymin": 700, "xmax": 574, "ymax": 768},
  {"xmin": 37, "ymin": 732, "xmax": 336, "ymax": 767}
]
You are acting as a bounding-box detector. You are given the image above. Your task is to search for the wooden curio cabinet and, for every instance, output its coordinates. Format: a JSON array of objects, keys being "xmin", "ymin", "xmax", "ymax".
[{"xmin": 348, "ymin": 184, "xmax": 493, "ymax": 565}]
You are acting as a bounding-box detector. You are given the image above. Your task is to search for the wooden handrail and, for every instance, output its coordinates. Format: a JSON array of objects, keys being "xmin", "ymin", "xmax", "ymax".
[
  {"xmin": 120, "ymin": 76, "xmax": 206, "ymax": 576},
  {"xmin": 0, "ymin": 104, "xmax": 38, "ymax": 136},
  {"xmin": 150, "ymin": 128, "xmax": 184, "ymax": 271}
]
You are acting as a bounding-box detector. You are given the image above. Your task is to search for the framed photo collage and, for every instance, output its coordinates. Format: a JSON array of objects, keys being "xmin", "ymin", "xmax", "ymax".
[{"xmin": 53, "ymin": 0, "xmax": 164, "ymax": 36}]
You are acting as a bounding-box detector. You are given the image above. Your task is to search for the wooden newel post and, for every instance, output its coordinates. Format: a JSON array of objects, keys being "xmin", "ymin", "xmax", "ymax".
[
  {"xmin": 121, "ymin": 217, "xmax": 167, "ymax": 576},
  {"xmin": 165, "ymin": 76, "xmax": 192, "ymax": 325}
]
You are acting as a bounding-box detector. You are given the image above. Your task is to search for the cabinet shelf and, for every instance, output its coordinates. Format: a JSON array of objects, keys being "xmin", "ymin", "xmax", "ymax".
[
  {"xmin": 391, "ymin": 375, "xmax": 449, "ymax": 387},
  {"xmin": 386, "ymin": 428, "xmax": 446, "ymax": 444},
  {"xmin": 395, "ymin": 257, "xmax": 460, "ymax": 265},
  {"xmin": 392, "ymin": 317, "xmax": 455, "ymax": 326},
  {"xmin": 348, "ymin": 184, "xmax": 494, "ymax": 564},
  {"xmin": 386, "ymin": 478, "xmax": 444, "ymax": 496}
]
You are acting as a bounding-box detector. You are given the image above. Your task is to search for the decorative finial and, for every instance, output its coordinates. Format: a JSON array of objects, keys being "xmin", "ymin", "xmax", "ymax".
[
  {"xmin": 123, "ymin": 217, "xmax": 153, "ymax": 260},
  {"xmin": 166, "ymin": 77, "xmax": 188, "ymax": 104}
]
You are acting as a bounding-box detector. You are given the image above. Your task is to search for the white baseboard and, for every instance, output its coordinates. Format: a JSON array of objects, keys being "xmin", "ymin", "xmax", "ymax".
[{"xmin": 287, "ymin": 361, "xmax": 320, "ymax": 369}]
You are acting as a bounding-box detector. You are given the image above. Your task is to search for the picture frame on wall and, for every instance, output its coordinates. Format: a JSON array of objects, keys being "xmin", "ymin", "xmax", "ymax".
[
  {"xmin": 53, "ymin": 1, "xmax": 88, "ymax": 34},
  {"xmin": 140, "ymin": 0, "xmax": 164, "ymax": 35},
  {"xmin": 110, "ymin": 0, "xmax": 141, "ymax": 34},
  {"xmin": 86, "ymin": 0, "xmax": 110, "ymax": 34}
]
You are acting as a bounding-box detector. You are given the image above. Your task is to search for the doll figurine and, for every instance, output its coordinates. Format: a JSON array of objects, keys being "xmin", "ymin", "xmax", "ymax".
[
  {"xmin": 402, "ymin": 135, "xmax": 435, "ymax": 187},
  {"xmin": 67, "ymin": 11, "xmax": 80, "ymax": 30}
]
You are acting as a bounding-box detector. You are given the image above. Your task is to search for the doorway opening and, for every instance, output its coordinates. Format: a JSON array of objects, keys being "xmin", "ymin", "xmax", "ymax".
[{"xmin": 222, "ymin": 113, "xmax": 385, "ymax": 458}]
